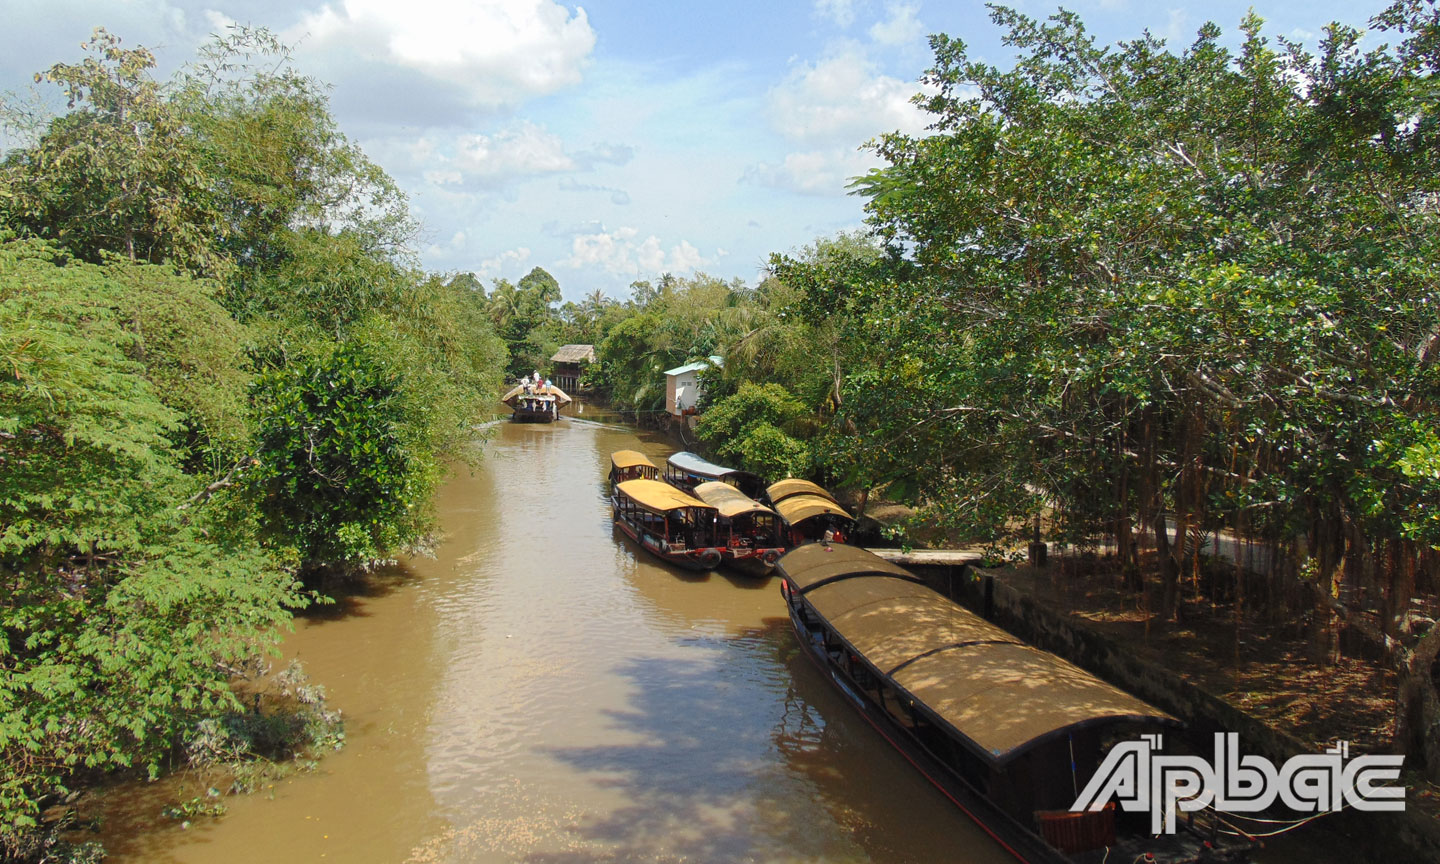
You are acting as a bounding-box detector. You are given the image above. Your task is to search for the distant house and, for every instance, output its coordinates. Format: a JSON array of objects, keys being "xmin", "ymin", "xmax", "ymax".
[
  {"xmin": 664, "ymin": 356, "xmax": 722, "ymax": 416},
  {"xmin": 550, "ymin": 344, "xmax": 595, "ymax": 392}
]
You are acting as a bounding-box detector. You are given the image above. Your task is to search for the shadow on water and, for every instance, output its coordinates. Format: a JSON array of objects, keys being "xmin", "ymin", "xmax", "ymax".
[
  {"xmin": 293, "ymin": 561, "xmax": 415, "ymax": 625},
  {"xmin": 717, "ymin": 569, "xmax": 775, "ymax": 591},
  {"xmin": 534, "ymin": 621, "xmax": 1011, "ymax": 864},
  {"xmin": 533, "ymin": 641, "xmax": 831, "ymax": 862}
]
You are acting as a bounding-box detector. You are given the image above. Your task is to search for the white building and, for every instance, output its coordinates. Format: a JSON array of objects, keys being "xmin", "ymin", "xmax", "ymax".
[{"xmin": 664, "ymin": 356, "xmax": 722, "ymax": 416}]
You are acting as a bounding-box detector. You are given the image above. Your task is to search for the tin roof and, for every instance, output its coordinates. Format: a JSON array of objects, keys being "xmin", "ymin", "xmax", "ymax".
[{"xmin": 663, "ymin": 355, "xmax": 723, "ymax": 376}]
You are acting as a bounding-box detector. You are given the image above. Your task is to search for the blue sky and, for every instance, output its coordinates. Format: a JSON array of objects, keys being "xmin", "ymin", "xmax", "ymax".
[{"xmin": 0, "ymin": 0, "xmax": 1399, "ymax": 301}]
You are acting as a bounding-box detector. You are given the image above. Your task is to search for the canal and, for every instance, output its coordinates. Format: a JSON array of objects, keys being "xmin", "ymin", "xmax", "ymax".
[{"xmin": 97, "ymin": 411, "xmax": 1012, "ymax": 863}]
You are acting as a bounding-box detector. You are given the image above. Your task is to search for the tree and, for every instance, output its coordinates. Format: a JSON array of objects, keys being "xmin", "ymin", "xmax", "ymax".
[
  {"xmin": 0, "ymin": 30, "xmax": 227, "ymax": 277},
  {"xmin": 0, "ymin": 239, "xmax": 305, "ymax": 856},
  {"xmin": 780, "ymin": 3, "xmax": 1440, "ymax": 776},
  {"xmin": 697, "ymin": 383, "xmax": 812, "ymax": 478}
]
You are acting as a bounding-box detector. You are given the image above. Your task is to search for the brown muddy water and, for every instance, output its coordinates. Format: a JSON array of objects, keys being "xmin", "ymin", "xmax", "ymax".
[{"xmin": 94, "ymin": 411, "xmax": 1015, "ymax": 864}]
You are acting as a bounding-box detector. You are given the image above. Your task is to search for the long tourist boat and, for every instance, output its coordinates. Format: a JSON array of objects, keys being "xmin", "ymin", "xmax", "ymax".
[
  {"xmin": 663, "ymin": 451, "xmax": 766, "ymax": 498},
  {"xmin": 777, "ymin": 543, "xmax": 1249, "ymax": 864},
  {"xmin": 612, "ymin": 477, "xmax": 727, "ymax": 570},
  {"xmin": 500, "ymin": 382, "xmax": 571, "ymax": 422},
  {"xmin": 764, "ymin": 479, "xmax": 855, "ymax": 545},
  {"xmin": 691, "ymin": 481, "xmax": 787, "ymax": 574}
]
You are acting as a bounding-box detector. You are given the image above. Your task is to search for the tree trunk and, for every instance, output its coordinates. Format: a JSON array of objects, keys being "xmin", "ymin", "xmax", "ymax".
[
  {"xmin": 1307, "ymin": 523, "xmax": 1341, "ymax": 667},
  {"xmin": 1156, "ymin": 509, "xmax": 1181, "ymax": 620},
  {"xmin": 1393, "ymin": 623, "xmax": 1440, "ymax": 781}
]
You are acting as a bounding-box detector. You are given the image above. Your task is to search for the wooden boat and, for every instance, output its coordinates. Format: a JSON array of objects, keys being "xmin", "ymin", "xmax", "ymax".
[
  {"xmin": 765, "ymin": 479, "xmax": 854, "ymax": 546},
  {"xmin": 691, "ymin": 481, "xmax": 786, "ymax": 574},
  {"xmin": 663, "ymin": 451, "xmax": 766, "ymax": 498},
  {"xmin": 609, "ymin": 450, "xmax": 659, "ymax": 500},
  {"xmin": 777, "ymin": 544, "xmax": 1249, "ymax": 864},
  {"xmin": 612, "ymin": 478, "xmax": 726, "ymax": 570},
  {"xmin": 500, "ymin": 382, "xmax": 571, "ymax": 422}
]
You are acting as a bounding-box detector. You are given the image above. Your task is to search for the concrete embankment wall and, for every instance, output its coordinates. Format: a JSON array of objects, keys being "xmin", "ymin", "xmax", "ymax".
[{"xmin": 906, "ymin": 562, "xmax": 1440, "ymax": 863}]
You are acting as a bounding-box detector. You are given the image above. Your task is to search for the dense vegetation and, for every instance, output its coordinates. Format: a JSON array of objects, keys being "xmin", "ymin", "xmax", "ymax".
[
  {"xmin": 3, "ymin": 3, "xmax": 1439, "ymax": 857},
  {"xmin": 0, "ymin": 29, "xmax": 505, "ymax": 858},
  {"xmin": 578, "ymin": 4, "xmax": 1440, "ymax": 781}
]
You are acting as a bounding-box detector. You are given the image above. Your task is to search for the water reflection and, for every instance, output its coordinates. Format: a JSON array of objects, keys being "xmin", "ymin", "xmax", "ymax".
[{"xmin": 98, "ymin": 411, "xmax": 1008, "ymax": 864}]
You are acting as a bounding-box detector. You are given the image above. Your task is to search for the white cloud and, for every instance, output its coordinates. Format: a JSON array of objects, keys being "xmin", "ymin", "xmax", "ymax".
[
  {"xmin": 289, "ymin": 0, "xmax": 595, "ymax": 110},
  {"xmin": 767, "ymin": 45, "xmax": 931, "ymax": 146},
  {"xmin": 813, "ymin": 0, "xmax": 860, "ymax": 28},
  {"xmin": 869, "ymin": 2, "xmax": 924, "ymax": 46},
  {"xmin": 561, "ymin": 227, "xmax": 716, "ymax": 276},
  {"xmin": 426, "ymin": 229, "xmax": 468, "ymax": 258},
  {"xmin": 1165, "ymin": 9, "xmax": 1189, "ymax": 45},
  {"xmin": 741, "ymin": 147, "xmax": 883, "ymax": 197},
  {"xmin": 558, "ymin": 178, "xmax": 632, "ymax": 205},
  {"xmin": 478, "ymin": 246, "xmax": 532, "ymax": 279},
  {"xmin": 406, "ymin": 121, "xmax": 577, "ymax": 189}
]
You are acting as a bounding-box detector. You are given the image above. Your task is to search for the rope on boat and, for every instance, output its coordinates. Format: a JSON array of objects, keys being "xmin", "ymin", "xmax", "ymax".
[{"xmin": 1211, "ymin": 805, "xmax": 1342, "ymax": 838}]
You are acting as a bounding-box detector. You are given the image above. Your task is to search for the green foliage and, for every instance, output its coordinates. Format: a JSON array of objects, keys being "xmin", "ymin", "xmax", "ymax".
[
  {"xmin": 594, "ymin": 273, "xmax": 764, "ymax": 410},
  {"xmin": 248, "ymin": 334, "xmax": 440, "ymax": 569},
  {"xmin": 697, "ymin": 382, "xmax": 812, "ymax": 478},
  {"xmin": 0, "ymin": 239, "xmax": 304, "ymax": 857},
  {"xmin": 0, "ymin": 24, "xmax": 508, "ymax": 858},
  {"xmin": 775, "ymin": 5, "xmax": 1440, "ymax": 557},
  {"xmin": 488, "ymin": 267, "xmax": 564, "ymax": 378},
  {"xmin": 175, "ymin": 25, "xmax": 418, "ymax": 272},
  {"xmin": 0, "ymin": 30, "xmax": 229, "ymax": 278}
]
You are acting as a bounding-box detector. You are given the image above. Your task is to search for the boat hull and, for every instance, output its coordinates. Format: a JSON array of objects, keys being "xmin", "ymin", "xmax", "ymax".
[
  {"xmin": 613, "ymin": 510, "xmax": 722, "ymax": 571},
  {"xmin": 510, "ymin": 407, "xmax": 559, "ymax": 423},
  {"xmin": 719, "ymin": 547, "xmax": 786, "ymax": 577}
]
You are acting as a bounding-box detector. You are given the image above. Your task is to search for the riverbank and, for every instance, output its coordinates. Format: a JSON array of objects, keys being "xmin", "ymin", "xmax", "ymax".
[{"xmin": 892, "ymin": 552, "xmax": 1440, "ymax": 863}]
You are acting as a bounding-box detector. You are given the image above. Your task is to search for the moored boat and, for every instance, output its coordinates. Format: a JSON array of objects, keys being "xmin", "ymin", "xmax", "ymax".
[
  {"xmin": 610, "ymin": 450, "xmax": 659, "ymax": 500},
  {"xmin": 500, "ymin": 382, "xmax": 571, "ymax": 422},
  {"xmin": 765, "ymin": 479, "xmax": 854, "ymax": 545},
  {"xmin": 612, "ymin": 478, "xmax": 726, "ymax": 571},
  {"xmin": 764, "ymin": 478, "xmax": 840, "ymax": 507},
  {"xmin": 664, "ymin": 451, "xmax": 766, "ymax": 498},
  {"xmin": 691, "ymin": 481, "xmax": 786, "ymax": 574},
  {"xmin": 777, "ymin": 543, "xmax": 1250, "ymax": 864}
]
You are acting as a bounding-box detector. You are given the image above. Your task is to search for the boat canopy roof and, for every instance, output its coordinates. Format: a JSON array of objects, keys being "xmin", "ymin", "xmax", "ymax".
[
  {"xmin": 778, "ymin": 544, "xmax": 1177, "ymax": 766},
  {"xmin": 775, "ymin": 542, "xmax": 915, "ymax": 591},
  {"xmin": 773, "ymin": 493, "xmax": 851, "ymax": 526},
  {"xmin": 666, "ymin": 451, "xmax": 759, "ymax": 482},
  {"xmin": 611, "ymin": 450, "xmax": 657, "ymax": 471},
  {"xmin": 616, "ymin": 478, "xmax": 715, "ymax": 514},
  {"xmin": 693, "ymin": 481, "xmax": 775, "ymax": 519},
  {"xmin": 766, "ymin": 478, "xmax": 838, "ymax": 506},
  {"xmin": 501, "ymin": 383, "xmax": 572, "ymax": 405}
]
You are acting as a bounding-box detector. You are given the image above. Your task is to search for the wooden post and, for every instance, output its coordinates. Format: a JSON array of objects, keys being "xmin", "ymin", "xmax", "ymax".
[{"xmin": 1028, "ymin": 516, "xmax": 1048, "ymax": 568}]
